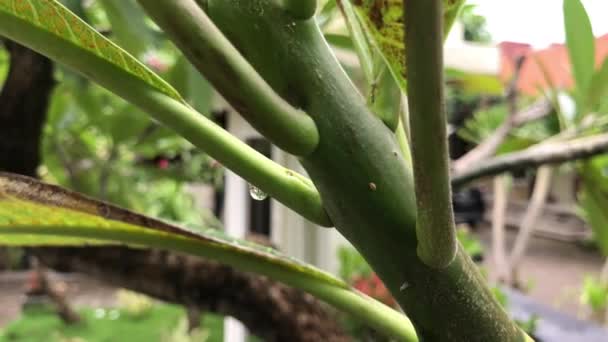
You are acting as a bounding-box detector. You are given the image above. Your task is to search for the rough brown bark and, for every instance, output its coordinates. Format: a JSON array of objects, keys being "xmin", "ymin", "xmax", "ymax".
[
  {"xmin": 0, "ymin": 40, "xmax": 80, "ymax": 324},
  {"xmin": 36, "ymin": 247, "xmax": 349, "ymax": 342},
  {"xmin": 0, "ymin": 41, "xmax": 349, "ymax": 341},
  {"xmin": 29, "ymin": 259, "xmax": 81, "ymax": 324},
  {"xmin": 0, "ymin": 41, "xmax": 54, "ymax": 177}
]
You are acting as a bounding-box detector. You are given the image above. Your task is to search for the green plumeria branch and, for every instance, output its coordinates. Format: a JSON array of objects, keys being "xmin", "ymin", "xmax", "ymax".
[
  {"xmin": 276, "ymin": 0, "xmax": 318, "ymax": 20},
  {"xmin": 137, "ymin": 0, "xmax": 319, "ymax": 156},
  {"xmin": 0, "ymin": 0, "xmax": 330, "ymax": 226},
  {"xmin": 0, "ymin": 0, "xmax": 533, "ymax": 339},
  {"xmin": 193, "ymin": 4, "xmax": 521, "ymax": 339},
  {"xmin": 405, "ymin": 0, "xmax": 457, "ymax": 268},
  {"xmin": 0, "ymin": 173, "xmax": 416, "ymax": 342}
]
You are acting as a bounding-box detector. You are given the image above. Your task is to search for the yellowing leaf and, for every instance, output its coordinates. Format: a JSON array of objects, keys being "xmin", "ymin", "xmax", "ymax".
[
  {"xmin": 338, "ymin": 0, "xmax": 465, "ymax": 89},
  {"xmin": 0, "ymin": 0, "xmax": 183, "ymax": 102},
  {"xmin": 0, "ymin": 172, "xmax": 342, "ymax": 287}
]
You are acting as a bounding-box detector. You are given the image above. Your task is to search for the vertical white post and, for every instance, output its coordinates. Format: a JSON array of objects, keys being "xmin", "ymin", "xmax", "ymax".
[
  {"xmin": 223, "ymin": 112, "xmax": 249, "ymax": 342},
  {"xmin": 223, "ymin": 170, "xmax": 248, "ymax": 342}
]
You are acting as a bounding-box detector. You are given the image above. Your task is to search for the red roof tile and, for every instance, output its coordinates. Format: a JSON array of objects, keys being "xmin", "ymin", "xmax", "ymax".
[{"xmin": 500, "ymin": 34, "xmax": 608, "ymax": 95}]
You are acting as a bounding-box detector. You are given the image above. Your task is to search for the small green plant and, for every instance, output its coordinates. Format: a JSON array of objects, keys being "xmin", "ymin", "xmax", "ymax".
[
  {"xmin": 337, "ymin": 246, "xmax": 372, "ymax": 283},
  {"xmin": 456, "ymin": 225, "xmax": 484, "ymax": 260},
  {"xmin": 116, "ymin": 289, "xmax": 154, "ymax": 318},
  {"xmin": 0, "ymin": 304, "xmax": 184, "ymax": 342},
  {"xmin": 580, "ymin": 276, "xmax": 608, "ymax": 323},
  {"xmin": 338, "ymin": 246, "xmax": 395, "ymax": 307}
]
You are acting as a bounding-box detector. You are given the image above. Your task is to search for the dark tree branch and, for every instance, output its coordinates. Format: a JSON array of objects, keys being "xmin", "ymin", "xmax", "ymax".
[
  {"xmin": 30, "ymin": 259, "xmax": 81, "ymax": 324},
  {"xmin": 453, "ymin": 54, "xmax": 552, "ymax": 173},
  {"xmin": 35, "ymin": 247, "xmax": 349, "ymax": 342},
  {"xmin": 0, "ymin": 41, "xmax": 54, "ymax": 177},
  {"xmin": 511, "ymin": 99, "xmax": 553, "ymax": 126},
  {"xmin": 452, "ymin": 133, "xmax": 608, "ymax": 187},
  {"xmin": 453, "ymin": 99, "xmax": 552, "ymax": 173},
  {"xmin": 0, "ymin": 40, "xmax": 80, "ymax": 324}
]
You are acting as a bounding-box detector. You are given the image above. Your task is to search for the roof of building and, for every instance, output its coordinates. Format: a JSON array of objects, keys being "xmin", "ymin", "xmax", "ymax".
[{"xmin": 500, "ymin": 34, "xmax": 608, "ymax": 95}]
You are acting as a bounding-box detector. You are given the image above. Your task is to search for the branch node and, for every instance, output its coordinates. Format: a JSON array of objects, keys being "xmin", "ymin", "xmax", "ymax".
[
  {"xmin": 406, "ymin": 0, "xmax": 457, "ymax": 269},
  {"xmin": 279, "ymin": 0, "xmax": 317, "ymax": 20}
]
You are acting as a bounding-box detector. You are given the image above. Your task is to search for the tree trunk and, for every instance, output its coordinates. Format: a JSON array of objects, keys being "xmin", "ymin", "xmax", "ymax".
[
  {"xmin": 36, "ymin": 247, "xmax": 349, "ymax": 342},
  {"xmin": 0, "ymin": 41, "xmax": 54, "ymax": 177},
  {"xmin": 0, "ymin": 40, "xmax": 349, "ymax": 341}
]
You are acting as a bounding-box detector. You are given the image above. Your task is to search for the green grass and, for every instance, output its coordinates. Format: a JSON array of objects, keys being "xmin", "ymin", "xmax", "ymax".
[{"xmin": 0, "ymin": 303, "xmax": 261, "ymax": 342}]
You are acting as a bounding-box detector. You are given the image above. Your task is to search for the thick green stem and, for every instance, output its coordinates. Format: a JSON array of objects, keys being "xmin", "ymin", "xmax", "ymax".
[
  {"xmin": 276, "ymin": 0, "xmax": 317, "ymax": 20},
  {"xmin": 405, "ymin": 0, "xmax": 457, "ymax": 268},
  {"xmin": 0, "ymin": 7, "xmax": 330, "ymax": 226},
  {"xmin": 0, "ymin": 0, "xmax": 530, "ymax": 339},
  {"xmin": 205, "ymin": 2, "xmax": 527, "ymax": 340},
  {"xmin": 137, "ymin": 0, "xmax": 319, "ymax": 156}
]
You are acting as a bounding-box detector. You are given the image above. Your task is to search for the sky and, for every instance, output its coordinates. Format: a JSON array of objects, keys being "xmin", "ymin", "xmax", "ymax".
[{"xmin": 469, "ymin": 0, "xmax": 608, "ymax": 47}]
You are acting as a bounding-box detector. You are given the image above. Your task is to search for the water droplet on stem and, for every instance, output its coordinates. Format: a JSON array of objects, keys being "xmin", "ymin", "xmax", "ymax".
[{"xmin": 248, "ymin": 184, "xmax": 268, "ymax": 201}]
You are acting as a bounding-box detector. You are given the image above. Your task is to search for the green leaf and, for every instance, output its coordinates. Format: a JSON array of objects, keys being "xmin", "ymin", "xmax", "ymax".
[
  {"xmin": 336, "ymin": 0, "xmax": 376, "ymax": 86},
  {"xmin": 0, "ymin": 171, "xmax": 335, "ymax": 283},
  {"xmin": 369, "ymin": 64, "xmax": 402, "ymax": 130},
  {"xmin": 99, "ymin": 0, "xmax": 154, "ymax": 57},
  {"xmin": 109, "ymin": 104, "xmax": 151, "ymax": 144},
  {"xmin": 445, "ymin": 68, "xmax": 504, "ymax": 95},
  {"xmin": 456, "ymin": 227, "xmax": 484, "ymax": 258},
  {"xmin": 581, "ymin": 276, "xmax": 608, "ymax": 312},
  {"xmin": 337, "ymin": 0, "xmax": 465, "ymax": 91},
  {"xmin": 586, "ymin": 58, "xmax": 608, "ymax": 113},
  {"xmin": 564, "ymin": 0, "xmax": 595, "ymax": 101},
  {"xmin": 0, "ymin": 0, "xmax": 183, "ymax": 103},
  {"xmin": 0, "ymin": 172, "xmax": 417, "ymax": 342},
  {"xmin": 534, "ymin": 56, "xmax": 571, "ymax": 129},
  {"xmin": 580, "ymin": 160, "xmax": 608, "ymax": 255},
  {"xmin": 0, "ymin": 45, "xmax": 8, "ymax": 84},
  {"xmin": 167, "ymin": 56, "xmax": 214, "ymax": 116},
  {"xmin": 316, "ymin": 0, "xmax": 337, "ymax": 29},
  {"xmin": 324, "ymin": 33, "xmax": 354, "ymax": 51},
  {"xmin": 336, "ymin": 1, "xmax": 405, "ymax": 130},
  {"xmin": 459, "ymin": 104, "xmax": 509, "ymax": 144}
]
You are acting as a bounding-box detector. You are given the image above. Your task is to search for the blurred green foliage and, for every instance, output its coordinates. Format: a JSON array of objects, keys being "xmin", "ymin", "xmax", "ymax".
[
  {"xmin": 0, "ymin": 302, "xmax": 261, "ymax": 342},
  {"xmin": 0, "ymin": 45, "xmax": 7, "ymax": 85},
  {"xmin": 459, "ymin": 4, "xmax": 492, "ymax": 44},
  {"xmin": 580, "ymin": 276, "xmax": 608, "ymax": 316},
  {"xmin": 0, "ymin": 304, "xmax": 184, "ymax": 342},
  {"xmin": 337, "ymin": 246, "xmax": 372, "ymax": 283},
  {"xmin": 37, "ymin": 1, "xmax": 222, "ymax": 229},
  {"xmin": 456, "ymin": 226, "xmax": 484, "ymax": 260},
  {"xmin": 458, "ymin": 99, "xmax": 561, "ymax": 155}
]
